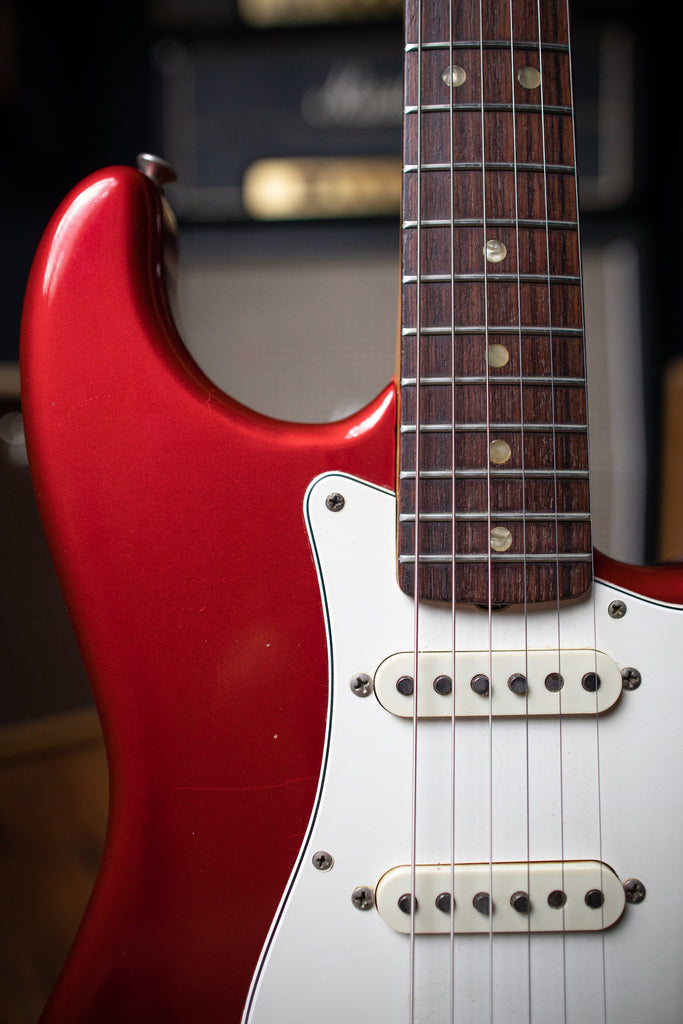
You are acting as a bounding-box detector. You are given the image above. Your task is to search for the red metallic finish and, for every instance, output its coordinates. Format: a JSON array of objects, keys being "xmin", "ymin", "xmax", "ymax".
[
  {"xmin": 594, "ymin": 550, "xmax": 683, "ymax": 605},
  {"xmin": 21, "ymin": 167, "xmax": 683, "ymax": 1023},
  {"xmin": 20, "ymin": 166, "xmax": 397, "ymax": 1023}
]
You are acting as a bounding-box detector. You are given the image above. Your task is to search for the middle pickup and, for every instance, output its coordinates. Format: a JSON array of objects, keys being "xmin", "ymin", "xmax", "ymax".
[{"xmin": 374, "ymin": 650, "xmax": 622, "ymax": 718}]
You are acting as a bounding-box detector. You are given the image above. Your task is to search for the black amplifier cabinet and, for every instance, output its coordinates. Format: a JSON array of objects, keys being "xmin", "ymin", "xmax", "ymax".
[
  {"xmin": 150, "ymin": 16, "xmax": 636, "ymax": 223},
  {"xmin": 151, "ymin": 26, "xmax": 404, "ymax": 221}
]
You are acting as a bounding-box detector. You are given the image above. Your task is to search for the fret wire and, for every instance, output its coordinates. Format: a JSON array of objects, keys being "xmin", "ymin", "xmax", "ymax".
[
  {"xmin": 405, "ymin": 40, "xmax": 569, "ymax": 52},
  {"xmin": 400, "ymin": 375, "xmax": 586, "ymax": 385},
  {"xmin": 405, "ymin": 103, "xmax": 572, "ymax": 115},
  {"xmin": 401, "ymin": 326, "xmax": 584, "ymax": 336},
  {"xmin": 402, "ymin": 273, "xmax": 581, "ymax": 284},
  {"xmin": 399, "ymin": 555, "xmax": 591, "ymax": 564},
  {"xmin": 400, "ymin": 422, "xmax": 587, "ymax": 433},
  {"xmin": 399, "ymin": 468, "xmax": 589, "ymax": 479},
  {"xmin": 399, "ymin": 512, "xmax": 592, "ymax": 521},
  {"xmin": 402, "ymin": 218, "xmax": 579, "ymax": 229},
  {"xmin": 404, "ymin": 162, "xmax": 575, "ymax": 174}
]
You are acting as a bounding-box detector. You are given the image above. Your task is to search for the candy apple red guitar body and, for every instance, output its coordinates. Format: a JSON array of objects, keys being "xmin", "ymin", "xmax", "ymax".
[{"xmin": 21, "ymin": 166, "xmax": 395, "ymax": 1021}]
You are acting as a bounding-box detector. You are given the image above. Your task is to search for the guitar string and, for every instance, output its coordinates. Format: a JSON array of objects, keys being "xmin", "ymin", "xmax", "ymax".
[
  {"xmin": 475, "ymin": 0, "xmax": 495, "ymax": 1018},
  {"xmin": 448, "ymin": 0, "xmax": 458, "ymax": 1017},
  {"xmin": 564, "ymin": 0, "xmax": 609, "ymax": 1015},
  {"xmin": 505, "ymin": 0, "xmax": 533, "ymax": 1019},
  {"xmin": 534, "ymin": 0, "xmax": 569, "ymax": 1016},
  {"xmin": 408, "ymin": 0, "xmax": 424, "ymax": 1016}
]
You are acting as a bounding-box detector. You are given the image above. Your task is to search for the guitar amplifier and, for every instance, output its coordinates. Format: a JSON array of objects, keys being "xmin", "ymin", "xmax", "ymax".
[
  {"xmin": 152, "ymin": 18, "xmax": 635, "ymax": 221},
  {"xmin": 151, "ymin": 26, "xmax": 404, "ymax": 221}
]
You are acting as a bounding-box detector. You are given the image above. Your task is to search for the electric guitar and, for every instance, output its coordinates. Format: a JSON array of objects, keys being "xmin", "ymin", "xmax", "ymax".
[{"xmin": 20, "ymin": 0, "xmax": 683, "ymax": 1020}]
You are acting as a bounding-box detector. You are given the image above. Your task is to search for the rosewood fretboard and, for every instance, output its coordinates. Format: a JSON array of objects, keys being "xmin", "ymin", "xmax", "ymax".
[{"xmin": 397, "ymin": 0, "xmax": 592, "ymax": 605}]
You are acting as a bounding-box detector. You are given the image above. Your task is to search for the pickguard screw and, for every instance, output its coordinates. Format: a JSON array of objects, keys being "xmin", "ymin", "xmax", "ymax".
[
  {"xmin": 472, "ymin": 892, "xmax": 491, "ymax": 915},
  {"xmin": 585, "ymin": 889, "xmax": 604, "ymax": 909},
  {"xmin": 433, "ymin": 674, "xmax": 452, "ymax": 695},
  {"xmin": 312, "ymin": 850, "xmax": 334, "ymax": 871},
  {"xmin": 624, "ymin": 878, "xmax": 646, "ymax": 904},
  {"xmin": 608, "ymin": 600, "xmax": 627, "ymax": 619},
  {"xmin": 350, "ymin": 672, "xmax": 373, "ymax": 697},
  {"xmin": 351, "ymin": 885, "xmax": 374, "ymax": 911},
  {"xmin": 511, "ymin": 891, "xmax": 530, "ymax": 914},
  {"xmin": 325, "ymin": 492, "xmax": 345, "ymax": 512},
  {"xmin": 621, "ymin": 667, "xmax": 642, "ymax": 691}
]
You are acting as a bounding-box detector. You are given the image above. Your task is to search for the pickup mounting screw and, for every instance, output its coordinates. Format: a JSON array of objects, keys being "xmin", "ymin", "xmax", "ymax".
[
  {"xmin": 351, "ymin": 886, "xmax": 374, "ymax": 911},
  {"xmin": 608, "ymin": 600, "xmax": 627, "ymax": 619},
  {"xmin": 350, "ymin": 672, "xmax": 373, "ymax": 697},
  {"xmin": 312, "ymin": 850, "xmax": 334, "ymax": 871},
  {"xmin": 621, "ymin": 667, "xmax": 641, "ymax": 691},
  {"xmin": 325, "ymin": 492, "xmax": 345, "ymax": 512},
  {"xmin": 624, "ymin": 878, "xmax": 646, "ymax": 904}
]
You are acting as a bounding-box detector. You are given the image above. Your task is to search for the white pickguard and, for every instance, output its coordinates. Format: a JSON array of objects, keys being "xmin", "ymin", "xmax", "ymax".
[{"xmin": 244, "ymin": 472, "xmax": 683, "ymax": 1024}]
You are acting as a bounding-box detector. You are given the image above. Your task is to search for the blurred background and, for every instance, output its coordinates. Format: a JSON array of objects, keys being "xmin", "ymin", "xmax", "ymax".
[{"xmin": 1, "ymin": 0, "xmax": 681, "ymax": 1020}]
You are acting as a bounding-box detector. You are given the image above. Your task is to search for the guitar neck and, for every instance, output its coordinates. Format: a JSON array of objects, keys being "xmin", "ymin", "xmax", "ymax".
[{"xmin": 397, "ymin": 0, "xmax": 592, "ymax": 606}]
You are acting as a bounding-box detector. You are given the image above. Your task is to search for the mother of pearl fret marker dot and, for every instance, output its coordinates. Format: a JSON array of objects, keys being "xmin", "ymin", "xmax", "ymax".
[
  {"xmin": 490, "ymin": 439, "xmax": 512, "ymax": 465},
  {"xmin": 442, "ymin": 64, "xmax": 467, "ymax": 87},
  {"xmin": 517, "ymin": 65, "xmax": 542, "ymax": 89},
  {"xmin": 488, "ymin": 344, "xmax": 510, "ymax": 367},
  {"xmin": 484, "ymin": 238, "xmax": 507, "ymax": 262},
  {"xmin": 490, "ymin": 526, "xmax": 513, "ymax": 552}
]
